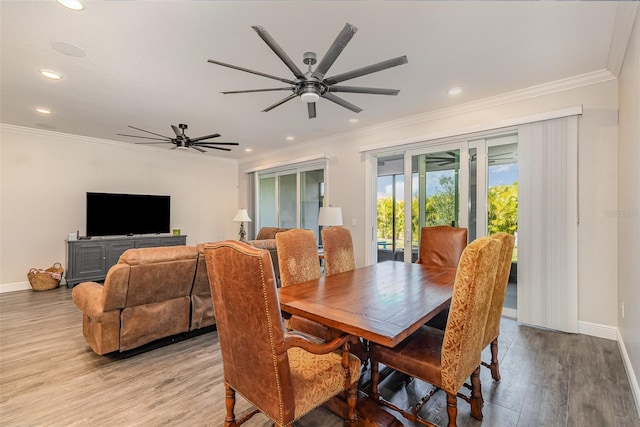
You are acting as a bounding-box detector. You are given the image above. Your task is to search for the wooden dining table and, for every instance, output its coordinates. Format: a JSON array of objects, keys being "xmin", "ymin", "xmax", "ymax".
[{"xmin": 278, "ymin": 260, "xmax": 456, "ymax": 426}]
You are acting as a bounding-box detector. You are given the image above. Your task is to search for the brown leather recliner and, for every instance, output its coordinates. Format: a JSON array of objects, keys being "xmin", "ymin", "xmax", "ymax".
[
  {"xmin": 72, "ymin": 246, "xmax": 201, "ymax": 354},
  {"xmin": 190, "ymin": 244, "xmax": 215, "ymax": 331},
  {"xmin": 204, "ymin": 240, "xmax": 361, "ymax": 426}
]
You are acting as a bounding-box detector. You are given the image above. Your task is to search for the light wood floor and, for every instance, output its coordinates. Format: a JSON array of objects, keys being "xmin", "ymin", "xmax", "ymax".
[{"xmin": 1, "ymin": 287, "xmax": 638, "ymax": 427}]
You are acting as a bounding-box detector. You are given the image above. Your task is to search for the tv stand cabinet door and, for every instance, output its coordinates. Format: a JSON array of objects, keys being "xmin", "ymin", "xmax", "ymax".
[
  {"xmin": 68, "ymin": 242, "xmax": 107, "ymax": 285},
  {"xmin": 108, "ymin": 241, "xmax": 135, "ymax": 267}
]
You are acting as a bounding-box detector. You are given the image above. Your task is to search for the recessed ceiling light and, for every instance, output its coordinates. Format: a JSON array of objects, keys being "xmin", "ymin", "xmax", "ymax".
[
  {"xmin": 244, "ymin": 148, "xmax": 252, "ymax": 152},
  {"xmin": 51, "ymin": 41, "xmax": 86, "ymax": 58},
  {"xmin": 35, "ymin": 107, "xmax": 51, "ymax": 114},
  {"xmin": 40, "ymin": 69, "xmax": 63, "ymax": 80},
  {"xmin": 349, "ymin": 118, "xmax": 359, "ymax": 123},
  {"xmin": 286, "ymin": 136, "xmax": 294, "ymax": 141},
  {"xmin": 56, "ymin": 0, "xmax": 84, "ymax": 11},
  {"xmin": 448, "ymin": 87, "xmax": 462, "ymax": 96}
]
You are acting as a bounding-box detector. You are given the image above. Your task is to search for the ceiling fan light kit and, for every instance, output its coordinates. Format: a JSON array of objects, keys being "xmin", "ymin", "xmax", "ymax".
[{"xmin": 208, "ymin": 23, "xmax": 407, "ymax": 119}]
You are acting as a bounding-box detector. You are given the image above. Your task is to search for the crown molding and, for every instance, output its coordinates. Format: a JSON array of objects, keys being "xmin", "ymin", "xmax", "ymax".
[
  {"xmin": 0, "ymin": 124, "xmax": 238, "ymax": 164},
  {"xmin": 607, "ymin": 2, "xmax": 640, "ymax": 77},
  {"xmin": 239, "ymin": 69, "xmax": 615, "ymax": 165}
]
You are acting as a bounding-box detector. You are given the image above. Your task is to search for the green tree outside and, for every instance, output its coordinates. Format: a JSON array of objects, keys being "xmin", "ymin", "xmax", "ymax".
[{"xmin": 377, "ymin": 177, "xmax": 518, "ymax": 243}]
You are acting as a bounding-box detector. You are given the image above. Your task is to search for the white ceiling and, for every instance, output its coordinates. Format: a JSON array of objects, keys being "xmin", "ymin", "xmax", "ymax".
[{"xmin": 0, "ymin": 1, "xmax": 625, "ymax": 160}]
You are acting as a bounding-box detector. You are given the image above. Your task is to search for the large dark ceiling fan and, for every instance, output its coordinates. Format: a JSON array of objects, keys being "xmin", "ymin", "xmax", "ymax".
[
  {"xmin": 207, "ymin": 23, "xmax": 408, "ymax": 119},
  {"xmin": 117, "ymin": 124, "xmax": 239, "ymax": 152}
]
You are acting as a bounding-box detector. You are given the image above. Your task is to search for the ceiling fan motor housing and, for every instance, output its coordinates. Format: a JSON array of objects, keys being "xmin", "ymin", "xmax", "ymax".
[{"xmin": 298, "ymin": 80, "xmax": 325, "ymax": 103}]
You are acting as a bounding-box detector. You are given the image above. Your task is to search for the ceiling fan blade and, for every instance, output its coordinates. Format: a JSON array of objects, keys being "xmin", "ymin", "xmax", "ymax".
[
  {"xmin": 324, "ymin": 55, "xmax": 408, "ymax": 85},
  {"xmin": 189, "ymin": 133, "xmax": 221, "ymax": 142},
  {"xmin": 251, "ymin": 26, "xmax": 305, "ymax": 80},
  {"xmin": 116, "ymin": 133, "xmax": 170, "ymax": 141},
  {"xmin": 126, "ymin": 125, "xmax": 172, "ymax": 139},
  {"xmin": 133, "ymin": 141, "xmax": 172, "ymax": 145},
  {"xmin": 262, "ymin": 93, "xmax": 298, "ymax": 112},
  {"xmin": 329, "ymin": 86, "xmax": 400, "ymax": 96},
  {"xmin": 321, "ymin": 92, "xmax": 362, "ymax": 113},
  {"xmin": 208, "ymin": 59, "xmax": 295, "ymax": 85},
  {"xmin": 191, "ymin": 146, "xmax": 207, "ymax": 153},
  {"xmin": 308, "ymin": 102, "xmax": 316, "ymax": 119},
  {"xmin": 222, "ymin": 87, "xmax": 292, "ymax": 94},
  {"xmin": 199, "ymin": 145, "xmax": 232, "ymax": 152},
  {"xmin": 195, "ymin": 142, "xmax": 239, "ymax": 146},
  {"xmin": 171, "ymin": 125, "xmax": 182, "ymax": 137},
  {"xmin": 311, "ymin": 23, "xmax": 358, "ymax": 80}
]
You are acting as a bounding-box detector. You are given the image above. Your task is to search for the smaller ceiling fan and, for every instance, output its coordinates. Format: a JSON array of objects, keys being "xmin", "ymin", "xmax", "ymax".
[
  {"xmin": 208, "ymin": 23, "xmax": 408, "ymax": 119},
  {"xmin": 117, "ymin": 124, "xmax": 239, "ymax": 152}
]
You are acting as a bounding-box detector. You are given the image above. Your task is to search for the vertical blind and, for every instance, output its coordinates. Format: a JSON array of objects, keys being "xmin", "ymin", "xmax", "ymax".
[{"xmin": 517, "ymin": 115, "xmax": 579, "ymax": 333}]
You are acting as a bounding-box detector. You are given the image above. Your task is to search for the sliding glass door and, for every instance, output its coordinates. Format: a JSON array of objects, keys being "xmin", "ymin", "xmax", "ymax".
[
  {"xmin": 256, "ymin": 165, "xmax": 325, "ymax": 244},
  {"xmin": 403, "ymin": 136, "xmax": 518, "ymax": 273},
  {"xmin": 406, "ymin": 145, "xmax": 466, "ymax": 261}
]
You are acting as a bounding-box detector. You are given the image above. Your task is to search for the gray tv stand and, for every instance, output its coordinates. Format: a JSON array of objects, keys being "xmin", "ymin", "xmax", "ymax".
[{"xmin": 65, "ymin": 235, "xmax": 187, "ymax": 288}]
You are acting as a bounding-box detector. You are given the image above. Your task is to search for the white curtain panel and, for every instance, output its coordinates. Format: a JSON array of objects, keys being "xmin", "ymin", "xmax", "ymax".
[{"xmin": 518, "ymin": 115, "xmax": 579, "ymax": 333}]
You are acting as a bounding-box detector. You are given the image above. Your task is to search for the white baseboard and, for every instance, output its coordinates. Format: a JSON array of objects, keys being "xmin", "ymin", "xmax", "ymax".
[
  {"xmin": 618, "ymin": 330, "xmax": 640, "ymax": 418},
  {"xmin": 577, "ymin": 320, "xmax": 618, "ymax": 341},
  {"xmin": 0, "ymin": 281, "xmax": 31, "ymax": 293},
  {"xmin": 501, "ymin": 307, "xmax": 517, "ymax": 319}
]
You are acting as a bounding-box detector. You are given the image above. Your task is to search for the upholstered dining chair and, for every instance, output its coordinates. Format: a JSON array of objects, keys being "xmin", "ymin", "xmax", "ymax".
[
  {"xmin": 321, "ymin": 226, "xmax": 356, "ymax": 276},
  {"xmin": 204, "ymin": 240, "xmax": 361, "ymax": 427},
  {"xmin": 481, "ymin": 232, "xmax": 516, "ymax": 381},
  {"xmin": 416, "ymin": 225, "xmax": 468, "ymax": 269},
  {"xmin": 420, "ymin": 225, "xmax": 468, "ymax": 330},
  {"xmin": 277, "ymin": 228, "xmax": 367, "ymax": 362},
  {"xmin": 275, "ymin": 229, "xmax": 327, "ymax": 337},
  {"xmin": 369, "ymin": 236, "xmax": 502, "ymax": 427}
]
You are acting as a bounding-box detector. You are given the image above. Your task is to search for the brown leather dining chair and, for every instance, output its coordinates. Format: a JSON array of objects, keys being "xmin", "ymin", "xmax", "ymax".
[
  {"xmin": 481, "ymin": 232, "xmax": 516, "ymax": 381},
  {"xmin": 204, "ymin": 240, "xmax": 361, "ymax": 427},
  {"xmin": 416, "ymin": 225, "xmax": 468, "ymax": 269},
  {"xmin": 420, "ymin": 225, "xmax": 468, "ymax": 330},
  {"xmin": 321, "ymin": 226, "xmax": 356, "ymax": 276},
  {"xmin": 369, "ymin": 236, "xmax": 502, "ymax": 427}
]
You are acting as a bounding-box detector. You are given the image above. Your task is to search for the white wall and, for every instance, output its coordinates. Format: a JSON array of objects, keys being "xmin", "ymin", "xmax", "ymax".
[
  {"xmin": 238, "ymin": 78, "xmax": 619, "ymax": 330},
  {"xmin": 617, "ymin": 11, "xmax": 640, "ymax": 411},
  {"xmin": 0, "ymin": 125, "xmax": 239, "ymax": 291}
]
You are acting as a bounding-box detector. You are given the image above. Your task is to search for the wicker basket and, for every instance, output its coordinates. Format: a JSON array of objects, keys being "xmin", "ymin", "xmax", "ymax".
[{"xmin": 28, "ymin": 262, "xmax": 64, "ymax": 291}]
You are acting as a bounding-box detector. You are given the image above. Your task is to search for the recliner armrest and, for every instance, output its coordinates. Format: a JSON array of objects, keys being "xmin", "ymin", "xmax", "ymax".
[{"xmin": 72, "ymin": 282, "xmax": 111, "ymax": 321}]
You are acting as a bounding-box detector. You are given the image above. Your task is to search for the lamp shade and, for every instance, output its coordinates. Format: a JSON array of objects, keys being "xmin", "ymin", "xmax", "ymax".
[
  {"xmin": 232, "ymin": 209, "xmax": 252, "ymax": 222},
  {"xmin": 318, "ymin": 207, "xmax": 343, "ymax": 226}
]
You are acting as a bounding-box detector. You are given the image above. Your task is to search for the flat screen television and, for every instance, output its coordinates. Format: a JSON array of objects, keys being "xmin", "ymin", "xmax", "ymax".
[{"xmin": 86, "ymin": 192, "xmax": 170, "ymax": 237}]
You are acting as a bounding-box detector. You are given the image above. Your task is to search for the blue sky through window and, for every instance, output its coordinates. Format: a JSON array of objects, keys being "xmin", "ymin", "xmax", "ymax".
[{"xmin": 377, "ymin": 162, "xmax": 518, "ymax": 200}]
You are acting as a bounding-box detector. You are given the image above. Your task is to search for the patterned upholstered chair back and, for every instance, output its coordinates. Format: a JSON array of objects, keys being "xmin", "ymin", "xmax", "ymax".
[
  {"xmin": 441, "ymin": 236, "xmax": 501, "ymax": 393},
  {"xmin": 321, "ymin": 226, "xmax": 356, "ymax": 276},
  {"xmin": 483, "ymin": 232, "xmax": 515, "ymax": 346},
  {"xmin": 416, "ymin": 226, "xmax": 468, "ymax": 269},
  {"xmin": 204, "ymin": 241, "xmax": 296, "ymax": 424},
  {"xmin": 276, "ymin": 229, "xmax": 321, "ymax": 287}
]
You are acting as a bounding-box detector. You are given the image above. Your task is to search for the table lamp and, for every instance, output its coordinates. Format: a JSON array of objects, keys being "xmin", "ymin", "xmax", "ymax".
[
  {"xmin": 318, "ymin": 207, "xmax": 343, "ymax": 228},
  {"xmin": 232, "ymin": 208, "xmax": 252, "ymax": 242}
]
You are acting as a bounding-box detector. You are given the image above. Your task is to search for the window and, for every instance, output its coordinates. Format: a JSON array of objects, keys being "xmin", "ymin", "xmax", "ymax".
[{"xmin": 254, "ymin": 161, "xmax": 326, "ymax": 244}]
